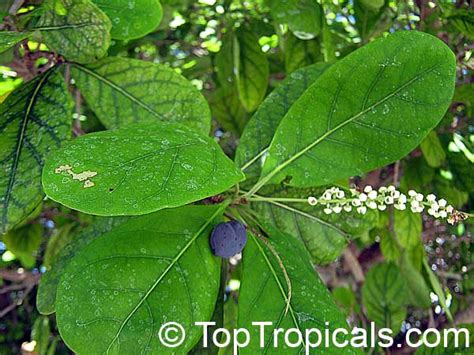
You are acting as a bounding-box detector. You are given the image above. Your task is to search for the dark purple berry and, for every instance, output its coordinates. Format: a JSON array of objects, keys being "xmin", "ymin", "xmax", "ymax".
[{"xmin": 210, "ymin": 220, "xmax": 247, "ymax": 258}]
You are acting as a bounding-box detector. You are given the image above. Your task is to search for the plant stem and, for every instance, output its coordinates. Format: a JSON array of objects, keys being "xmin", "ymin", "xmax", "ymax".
[{"xmin": 240, "ymin": 148, "xmax": 268, "ymax": 172}]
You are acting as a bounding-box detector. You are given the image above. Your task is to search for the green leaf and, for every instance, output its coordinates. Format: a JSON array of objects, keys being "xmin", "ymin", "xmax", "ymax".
[
  {"xmin": 70, "ymin": 57, "xmax": 211, "ymax": 134},
  {"xmin": 434, "ymin": 175, "xmax": 469, "ymax": 209},
  {"xmin": 423, "ymin": 258, "xmax": 453, "ymax": 322},
  {"xmin": 217, "ymin": 28, "xmax": 269, "ymax": 112},
  {"xmin": 32, "ymin": 316, "xmax": 51, "ymax": 355},
  {"xmin": 283, "ymin": 33, "xmax": 322, "ymax": 74},
  {"xmin": 0, "ymin": 68, "xmax": 73, "ymax": 233},
  {"xmin": 453, "ymin": 83, "xmax": 474, "ymax": 116},
  {"xmin": 42, "ymin": 122, "xmax": 244, "ymax": 216},
  {"xmin": 238, "ymin": 227, "xmax": 354, "ymax": 353},
  {"xmin": 42, "ymin": 223, "xmax": 76, "ymax": 269},
  {"xmin": 359, "ymin": 0, "xmax": 384, "ymax": 11},
  {"xmin": 55, "ymin": 205, "xmax": 223, "ymax": 354},
  {"xmin": 251, "ymin": 186, "xmax": 377, "ymax": 264},
  {"xmin": 400, "ymin": 157, "xmax": 434, "ymax": 191},
  {"xmin": 399, "ymin": 252, "xmax": 431, "ymax": 308},
  {"xmin": 235, "ymin": 27, "xmax": 269, "ymax": 112},
  {"xmin": 378, "ymin": 229, "xmax": 401, "ymax": 262},
  {"xmin": 415, "ymin": 324, "xmax": 474, "ymax": 354},
  {"xmin": 353, "ymin": 0, "xmax": 386, "ymax": 39},
  {"xmin": 3, "ymin": 224, "xmax": 43, "ymax": 268},
  {"xmin": 362, "ymin": 262, "xmax": 407, "ymax": 333},
  {"xmin": 446, "ymin": 8, "xmax": 474, "ymax": 40},
  {"xmin": 0, "ymin": 31, "xmax": 31, "ymax": 54},
  {"xmin": 209, "ymin": 86, "xmax": 248, "ymax": 135},
  {"xmin": 93, "ymin": 0, "xmax": 163, "ymax": 40},
  {"xmin": 420, "ymin": 131, "xmax": 446, "ymax": 168},
  {"xmin": 260, "ymin": 31, "xmax": 455, "ymax": 188},
  {"xmin": 332, "ymin": 286, "xmax": 359, "ymax": 316},
  {"xmin": 37, "ymin": 217, "xmax": 128, "ymax": 315},
  {"xmin": 394, "ymin": 209, "xmax": 422, "ymax": 250},
  {"xmin": 269, "ymin": 0, "xmax": 322, "ymax": 39},
  {"xmin": 235, "ymin": 63, "xmax": 331, "ymax": 184},
  {"xmin": 448, "ymin": 151, "xmax": 474, "ymax": 193},
  {"xmin": 189, "ymin": 263, "xmax": 226, "ymax": 355},
  {"xmin": 37, "ymin": 0, "xmax": 112, "ymax": 64}
]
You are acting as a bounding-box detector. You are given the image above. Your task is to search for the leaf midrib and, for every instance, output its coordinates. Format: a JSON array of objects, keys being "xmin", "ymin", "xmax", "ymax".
[
  {"xmin": 105, "ymin": 203, "xmax": 227, "ymax": 353},
  {"xmin": 249, "ymin": 63, "xmax": 440, "ymax": 195},
  {"xmin": 251, "ymin": 234, "xmax": 304, "ymax": 352}
]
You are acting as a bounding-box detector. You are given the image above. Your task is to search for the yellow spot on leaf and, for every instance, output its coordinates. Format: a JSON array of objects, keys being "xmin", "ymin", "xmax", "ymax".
[{"xmin": 55, "ymin": 165, "xmax": 97, "ymax": 189}]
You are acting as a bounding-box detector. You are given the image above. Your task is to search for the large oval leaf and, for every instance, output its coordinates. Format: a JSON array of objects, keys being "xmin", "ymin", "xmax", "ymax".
[
  {"xmin": 235, "ymin": 63, "xmax": 331, "ymax": 185},
  {"xmin": 238, "ymin": 226, "xmax": 357, "ymax": 354},
  {"xmin": 70, "ymin": 57, "xmax": 211, "ymax": 134},
  {"xmin": 260, "ymin": 31, "xmax": 456, "ymax": 188},
  {"xmin": 42, "ymin": 122, "xmax": 244, "ymax": 216},
  {"xmin": 0, "ymin": 68, "xmax": 72, "ymax": 233},
  {"xmin": 37, "ymin": 0, "xmax": 112, "ymax": 64},
  {"xmin": 55, "ymin": 205, "xmax": 223, "ymax": 354},
  {"xmin": 93, "ymin": 0, "xmax": 163, "ymax": 40}
]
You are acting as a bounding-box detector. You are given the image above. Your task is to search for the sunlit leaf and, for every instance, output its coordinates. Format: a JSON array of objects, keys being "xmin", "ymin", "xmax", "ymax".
[
  {"xmin": 55, "ymin": 205, "xmax": 223, "ymax": 354},
  {"xmin": 260, "ymin": 31, "xmax": 456, "ymax": 188},
  {"xmin": 37, "ymin": 217, "xmax": 128, "ymax": 315},
  {"xmin": 216, "ymin": 28, "xmax": 269, "ymax": 112},
  {"xmin": 238, "ymin": 226, "xmax": 355, "ymax": 353},
  {"xmin": 3, "ymin": 224, "xmax": 43, "ymax": 268},
  {"xmin": 236, "ymin": 63, "xmax": 330, "ymax": 185},
  {"xmin": 269, "ymin": 0, "xmax": 322, "ymax": 40},
  {"xmin": 93, "ymin": 0, "xmax": 163, "ymax": 40},
  {"xmin": 42, "ymin": 122, "xmax": 244, "ymax": 216}
]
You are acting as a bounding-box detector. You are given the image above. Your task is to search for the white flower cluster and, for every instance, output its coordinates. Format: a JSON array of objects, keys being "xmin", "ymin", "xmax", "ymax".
[{"xmin": 307, "ymin": 185, "xmax": 465, "ymax": 224}]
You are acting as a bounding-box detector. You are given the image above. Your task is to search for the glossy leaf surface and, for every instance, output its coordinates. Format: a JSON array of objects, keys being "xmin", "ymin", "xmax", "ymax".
[
  {"xmin": 235, "ymin": 63, "xmax": 330, "ymax": 184},
  {"xmin": 93, "ymin": 0, "xmax": 163, "ymax": 40},
  {"xmin": 37, "ymin": 217, "xmax": 128, "ymax": 315},
  {"xmin": 56, "ymin": 205, "xmax": 223, "ymax": 354},
  {"xmin": 238, "ymin": 227, "xmax": 356, "ymax": 354},
  {"xmin": 269, "ymin": 0, "xmax": 322, "ymax": 40},
  {"xmin": 261, "ymin": 31, "xmax": 456, "ymax": 188},
  {"xmin": 42, "ymin": 122, "xmax": 244, "ymax": 216}
]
